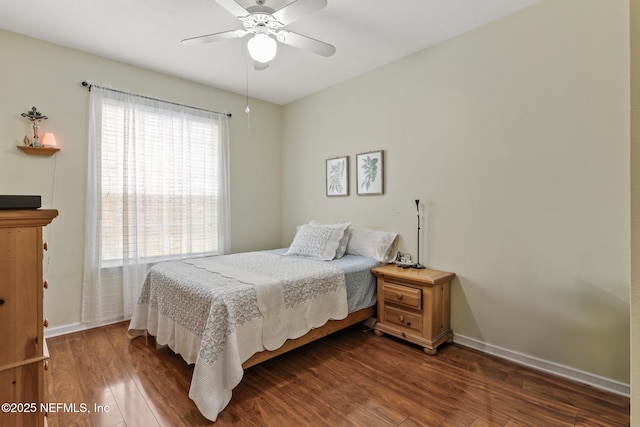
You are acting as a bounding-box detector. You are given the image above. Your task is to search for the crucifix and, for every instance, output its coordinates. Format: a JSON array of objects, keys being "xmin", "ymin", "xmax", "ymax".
[{"xmin": 21, "ymin": 106, "xmax": 48, "ymax": 147}]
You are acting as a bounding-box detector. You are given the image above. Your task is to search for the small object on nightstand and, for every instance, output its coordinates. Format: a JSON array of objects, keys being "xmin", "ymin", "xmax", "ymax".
[
  {"xmin": 371, "ymin": 264, "xmax": 455, "ymax": 355},
  {"xmin": 394, "ymin": 251, "xmax": 413, "ymax": 268}
]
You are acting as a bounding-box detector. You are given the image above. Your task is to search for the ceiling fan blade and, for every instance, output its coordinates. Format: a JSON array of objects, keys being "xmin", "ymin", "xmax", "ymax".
[
  {"xmin": 278, "ymin": 31, "xmax": 335, "ymax": 57},
  {"xmin": 182, "ymin": 30, "xmax": 246, "ymax": 46},
  {"xmin": 272, "ymin": 0, "xmax": 327, "ymax": 26},
  {"xmin": 254, "ymin": 61, "xmax": 269, "ymax": 71},
  {"xmin": 215, "ymin": 0, "xmax": 250, "ymax": 18}
]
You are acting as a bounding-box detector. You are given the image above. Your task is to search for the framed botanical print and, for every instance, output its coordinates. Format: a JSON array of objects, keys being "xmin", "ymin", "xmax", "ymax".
[
  {"xmin": 326, "ymin": 156, "xmax": 349, "ymax": 196},
  {"xmin": 356, "ymin": 150, "xmax": 384, "ymax": 195}
]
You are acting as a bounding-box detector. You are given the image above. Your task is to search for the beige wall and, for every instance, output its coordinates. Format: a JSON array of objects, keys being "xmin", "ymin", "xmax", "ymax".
[
  {"xmin": 0, "ymin": 0, "xmax": 632, "ymax": 400},
  {"xmin": 0, "ymin": 29, "xmax": 283, "ymax": 328},
  {"xmin": 631, "ymin": 0, "xmax": 639, "ymax": 421},
  {"xmin": 282, "ymin": 0, "xmax": 630, "ymax": 384}
]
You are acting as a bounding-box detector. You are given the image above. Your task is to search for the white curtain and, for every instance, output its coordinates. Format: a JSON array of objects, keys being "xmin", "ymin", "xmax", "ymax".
[{"xmin": 82, "ymin": 86, "xmax": 230, "ymax": 326}]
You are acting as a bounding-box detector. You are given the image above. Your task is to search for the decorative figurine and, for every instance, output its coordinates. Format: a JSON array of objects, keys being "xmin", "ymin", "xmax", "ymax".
[{"xmin": 21, "ymin": 106, "xmax": 48, "ymax": 147}]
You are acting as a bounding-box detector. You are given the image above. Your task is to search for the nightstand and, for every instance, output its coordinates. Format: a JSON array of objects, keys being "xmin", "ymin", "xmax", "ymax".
[{"xmin": 371, "ymin": 264, "xmax": 455, "ymax": 355}]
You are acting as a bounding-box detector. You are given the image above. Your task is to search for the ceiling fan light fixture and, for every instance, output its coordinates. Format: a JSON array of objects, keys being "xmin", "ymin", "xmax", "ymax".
[{"xmin": 247, "ymin": 33, "xmax": 277, "ymax": 63}]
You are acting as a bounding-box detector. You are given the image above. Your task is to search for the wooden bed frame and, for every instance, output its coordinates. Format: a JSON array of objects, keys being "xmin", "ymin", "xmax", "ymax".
[{"xmin": 242, "ymin": 305, "xmax": 375, "ymax": 369}]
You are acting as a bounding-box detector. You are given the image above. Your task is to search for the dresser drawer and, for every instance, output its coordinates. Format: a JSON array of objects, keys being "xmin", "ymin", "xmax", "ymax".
[
  {"xmin": 383, "ymin": 306, "xmax": 423, "ymax": 333},
  {"xmin": 381, "ymin": 282, "xmax": 422, "ymax": 310}
]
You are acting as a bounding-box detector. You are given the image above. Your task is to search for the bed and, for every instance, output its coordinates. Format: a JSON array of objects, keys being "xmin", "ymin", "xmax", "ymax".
[{"xmin": 128, "ymin": 223, "xmax": 398, "ymax": 421}]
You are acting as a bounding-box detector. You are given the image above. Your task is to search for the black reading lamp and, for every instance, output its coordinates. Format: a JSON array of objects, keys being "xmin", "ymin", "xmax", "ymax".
[{"xmin": 413, "ymin": 199, "xmax": 425, "ymax": 269}]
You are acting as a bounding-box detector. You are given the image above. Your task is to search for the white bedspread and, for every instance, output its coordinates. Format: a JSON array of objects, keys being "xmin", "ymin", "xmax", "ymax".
[{"xmin": 128, "ymin": 252, "xmax": 348, "ymax": 421}]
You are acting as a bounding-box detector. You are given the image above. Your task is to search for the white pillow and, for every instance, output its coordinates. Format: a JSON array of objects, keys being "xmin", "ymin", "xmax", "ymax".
[
  {"xmin": 346, "ymin": 228, "xmax": 398, "ymax": 263},
  {"xmin": 309, "ymin": 220, "xmax": 351, "ymax": 258},
  {"xmin": 286, "ymin": 224, "xmax": 349, "ymax": 260}
]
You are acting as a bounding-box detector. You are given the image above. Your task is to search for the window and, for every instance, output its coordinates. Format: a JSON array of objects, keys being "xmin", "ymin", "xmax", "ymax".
[
  {"xmin": 100, "ymin": 98, "xmax": 224, "ymax": 265},
  {"xmin": 82, "ymin": 85, "xmax": 230, "ymax": 325}
]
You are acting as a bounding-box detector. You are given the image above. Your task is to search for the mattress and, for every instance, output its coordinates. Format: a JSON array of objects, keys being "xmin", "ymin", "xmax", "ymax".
[{"xmin": 264, "ymin": 248, "xmax": 380, "ymax": 313}]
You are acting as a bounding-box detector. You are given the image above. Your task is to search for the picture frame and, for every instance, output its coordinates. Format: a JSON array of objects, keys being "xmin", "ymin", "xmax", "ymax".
[
  {"xmin": 326, "ymin": 156, "xmax": 349, "ymax": 197},
  {"xmin": 356, "ymin": 150, "xmax": 384, "ymax": 195}
]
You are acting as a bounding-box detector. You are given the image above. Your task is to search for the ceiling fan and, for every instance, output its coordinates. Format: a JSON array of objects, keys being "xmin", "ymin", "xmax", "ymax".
[{"xmin": 182, "ymin": 0, "xmax": 336, "ymax": 70}]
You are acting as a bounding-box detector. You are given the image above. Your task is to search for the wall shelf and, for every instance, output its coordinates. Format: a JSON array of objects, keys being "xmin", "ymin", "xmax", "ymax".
[{"xmin": 17, "ymin": 146, "xmax": 60, "ymax": 156}]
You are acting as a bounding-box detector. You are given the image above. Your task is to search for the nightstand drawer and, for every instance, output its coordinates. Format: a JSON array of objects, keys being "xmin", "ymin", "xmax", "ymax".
[
  {"xmin": 383, "ymin": 306, "xmax": 423, "ymax": 333},
  {"xmin": 382, "ymin": 283, "xmax": 422, "ymax": 310}
]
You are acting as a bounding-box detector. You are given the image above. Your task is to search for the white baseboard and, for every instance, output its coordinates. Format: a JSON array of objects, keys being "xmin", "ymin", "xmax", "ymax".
[
  {"xmin": 44, "ymin": 318, "xmax": 127, "ymax": 339},
  {"xmin": 45, "ymin": 322, "xmax": 87, "ymax": 338},
  {"xmin": 453, "ymin": 334, "xmax": 630, "ymax": 397}
]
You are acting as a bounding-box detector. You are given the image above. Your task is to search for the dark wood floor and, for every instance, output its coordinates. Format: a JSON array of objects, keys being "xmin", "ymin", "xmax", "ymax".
[{"xmin": 45, "ymin": 321, "xmax": 629, "ymax": 426}]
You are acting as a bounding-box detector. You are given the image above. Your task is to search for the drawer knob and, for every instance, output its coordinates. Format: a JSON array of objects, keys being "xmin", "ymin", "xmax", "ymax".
[
  {"xmin": 44, "ymin": 280, "xmax": 49, "ymax": 289},
  {"xmin": 397, "ymin": 293, "xmax": 403, "ymax": 300},
  {"xmin": 44, "ymin": 360, "xmax": 49, "ymax": 371},
  {"xmin": 399, "ymin": 315, "xmax": 404, "ymax": 322},
  {"xmin": 44, "ymin": 318, "xmax": 49, "ymax": 328}
]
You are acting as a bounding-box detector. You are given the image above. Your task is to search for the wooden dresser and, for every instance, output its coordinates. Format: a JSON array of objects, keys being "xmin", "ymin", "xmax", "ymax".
[
  {"xmin": 372, "ymin": 264, "xmax": 455, "ymax": 355},
  {"xmin": 0, "ymin": 209, "xmax": 57, "ymax": 427}
]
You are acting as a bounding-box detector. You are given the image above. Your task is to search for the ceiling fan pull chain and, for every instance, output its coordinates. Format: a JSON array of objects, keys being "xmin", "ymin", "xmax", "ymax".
[{"xmin": 245, "ymin": 50, "xmax": 251, "ymax": 141}]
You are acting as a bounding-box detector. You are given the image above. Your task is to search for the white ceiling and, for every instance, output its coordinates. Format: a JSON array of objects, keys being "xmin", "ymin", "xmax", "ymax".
[{"xmin": 0, "ymin": 0, "xmax": 540, "ymax": 105}]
